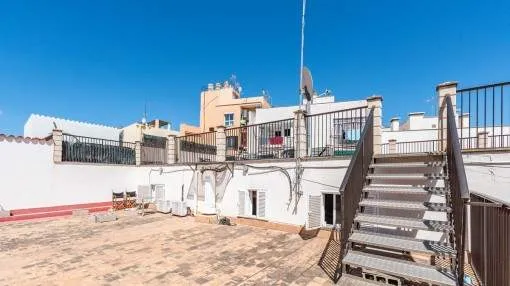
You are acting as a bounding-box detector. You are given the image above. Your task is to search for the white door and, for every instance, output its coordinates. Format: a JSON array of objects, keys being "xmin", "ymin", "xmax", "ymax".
[
  {"xmin": 307, "ymin": 195, "xmax": 322, "ymax": 229},
  {"xmin": 202, "ymin": 178, "xmax": 216, "ymax": 214}
]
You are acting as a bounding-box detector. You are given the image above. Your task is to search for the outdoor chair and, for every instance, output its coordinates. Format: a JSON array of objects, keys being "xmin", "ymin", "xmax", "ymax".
[
  {"xmin": 124, "ymin": 191, "xmax": 137, "ymax": 208},
  {"xmin": 136, "ymin": 185, "xmax": 154, "ymax": 216},
  {"xmin": 112, "ymin": 191, "xmax": 125, "ymax": 210}
]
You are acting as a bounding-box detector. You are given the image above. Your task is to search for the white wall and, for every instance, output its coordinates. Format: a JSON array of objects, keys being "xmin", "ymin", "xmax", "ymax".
[
  {"xmin": 0, "ymin": 138, "xmax": 349, "ymax": 229},
  {"xmin": 24, "ymin": 114, "xmax": 121, "ymax": 140},
  {"xmin": 463, "ymin": 153, "xmax": 510, "ymax": 204}
]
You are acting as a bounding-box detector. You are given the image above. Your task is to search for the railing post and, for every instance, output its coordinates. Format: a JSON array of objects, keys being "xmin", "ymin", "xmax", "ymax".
[
  {"xmin": 388, "ymin": 139, "xmax": 397, "ymax": 154},
  {"xmin": 437, "ymin": 81, "xmax": 457, "ymax": 151},
  {"xmin": 293, "ymin": 110, "xmax": 307, "ymax": 158},
  {"xmin": 167, "ymin": 135, "xmax": 177, "ymax": 164},
  {"xmin": 135, "ymin": 141, "xmax": 141, "ymax": 166},
  {"xmin": 52, "ymin": 129, "xmax": 63, "ymax": 163},
  {"xmin": 367, "ymin": 95, "xmax": 383, "ymax": 155},
  {"xmin": 216, "ymin": 126, "xmax": 226, "ymax": 162},
  {"xmin": 477, "ymin": 131, "xmax": 488, "ymax": 149}
]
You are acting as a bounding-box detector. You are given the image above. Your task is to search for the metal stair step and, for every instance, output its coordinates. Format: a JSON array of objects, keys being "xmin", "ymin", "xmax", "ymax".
[
  {"xmin": 359, "ymin": 199, "xmax": 451, "ymax": 212},
  {"xmin": 349, "ymin": 231, "xmax": 456, "ymax": 256},
  {"xmin": 354, "ymin": 213, "xmax": 452, "ymax": 232},
  {"xmin": 363, "ymin": 185, "xmax": 447, "ymax": 195},
  {"xmin": 370, "ymin": 162, "xmax": 445, "ymax": 168},
  {"xmin": 337, "ymin": 274, "xmax": 386, "ymax": 285},
  {"xmin": 366, "ymin": 174, "xmax": 447, "ymax": 180},
  {"xmin": 342, "ymin": 251, "xmax": 456, "ymax": 286}
]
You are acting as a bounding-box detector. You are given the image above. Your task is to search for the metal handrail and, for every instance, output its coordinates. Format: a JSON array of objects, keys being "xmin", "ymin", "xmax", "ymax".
[
  {"xmin": 339, "ymin": 107, "xmax": 374, "ymax": 278},
  {"xmin": 445, "ymin": 95, "xmax": 470, "ymax": 285}
]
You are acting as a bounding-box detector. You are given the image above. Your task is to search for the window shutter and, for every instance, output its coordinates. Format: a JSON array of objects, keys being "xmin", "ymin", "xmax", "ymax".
[
  {"xmin": 257, "ymin": 190, "xmax": 266, "ymax": 218},
  {"xmin": 238, "ymin": 190, "xmax": 246, "ymax": 216},
  {"xmin": 307, "ymin": 195, "xmax": 322, "ymax": 229}
]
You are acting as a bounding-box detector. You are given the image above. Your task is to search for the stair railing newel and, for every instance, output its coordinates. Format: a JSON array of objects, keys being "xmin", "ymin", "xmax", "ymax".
[
  {"xmin": 339, "ymin": 107, "xmax": 374, "ymax": 277},
  {"xmin": 445, "ymin": 95, "xmax": 470, "ymax": 285}
]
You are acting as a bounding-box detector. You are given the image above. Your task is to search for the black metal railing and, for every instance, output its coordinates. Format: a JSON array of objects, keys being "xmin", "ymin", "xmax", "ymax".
[
  {"xmin": 62, "ymin": 134, "xmax": 136, "ymax": 165},
  {"xmin": 339, "ymin": 107, "xmax": 374, "ymax": 278},
  {"xmin": 141, "ymin": 140, "xmax": 167, "ymax": 165},
  {"xmin": 457, "ymin": 82, "xmax": 510, "ymax": 150},
  {"xmin": 225, "ymin": 118, "xmax": 294, "ymax": 161},
  {"xmin": 306, "ymin": 106, "xmax": 368, "ymax": 158},
  {"xmin": 176, "ymin": 131, "xmax": 216, "ymax": 163},
  {"xmin": 381, "ymin": 139, "xmax": 441, "ymax": 154},
  {"xmin": 470, "ymin": 192, "xmax": 510, "ymax": 286},
  {"xmin": 445, "ymin": 96, "xmax": 470, "ymax": 285}
]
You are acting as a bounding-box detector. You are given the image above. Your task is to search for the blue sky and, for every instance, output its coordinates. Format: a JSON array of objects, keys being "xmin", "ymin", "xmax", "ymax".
[{"xmin": 1, "ymin": 0, "xmax": 509, "ymax": 135}]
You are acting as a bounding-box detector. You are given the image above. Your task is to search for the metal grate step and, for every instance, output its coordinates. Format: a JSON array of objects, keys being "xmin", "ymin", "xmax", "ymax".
[
  {"xmin": 359, "ymin": 199, "xmax": 451, "ymax": 212},
  {"xmin": 366, "ymin": 174, "xmax": 448, "ymax": 180},
  {"xmin": 354, "ymin": 213, "xmax": 452, "ymax": 232},
  {"xmin": 342, "ymin": 251, "xmax": 456, "ymax": 286},
  {"xmin": 363, "ymin": 185, "xmax": 447, "ymax": 195},
  {"xmin": 349, "ymin": 231, "xmax": 456, "ymax": 256},
  {"xmin": 370, "ymin": 162, "xmax": 445, "ymax": 168}
]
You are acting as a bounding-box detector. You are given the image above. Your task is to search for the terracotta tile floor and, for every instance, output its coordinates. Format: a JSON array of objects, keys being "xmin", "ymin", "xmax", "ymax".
[{"xmin": 0, "ymin": 213, "xmax": 334, "ymax": 285}]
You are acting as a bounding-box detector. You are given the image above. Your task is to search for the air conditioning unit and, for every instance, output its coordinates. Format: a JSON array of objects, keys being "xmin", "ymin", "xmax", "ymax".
[
  {"xmin": 172, "ymin": 201, "xmax": 188, "ymax": 217},
  {"xmin": 156, "ymin": 200, "xmax": 172, "ymax": 214}
]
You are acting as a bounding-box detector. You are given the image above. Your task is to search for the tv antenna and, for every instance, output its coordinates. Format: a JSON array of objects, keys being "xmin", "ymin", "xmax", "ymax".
[{"xmin": 299, "ymin": 0, "xmax": 307, "ymax": 106}]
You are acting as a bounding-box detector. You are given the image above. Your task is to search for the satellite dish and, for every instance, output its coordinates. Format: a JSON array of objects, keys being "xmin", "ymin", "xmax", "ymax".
[{"xmin": 301, "ymin": 67, "xmax": 313, "ymax": 102}]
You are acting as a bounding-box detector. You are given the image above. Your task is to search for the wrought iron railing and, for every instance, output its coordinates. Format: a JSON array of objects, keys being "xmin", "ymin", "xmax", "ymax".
[
  {"xmin": 445, "ymin": 96, "xmax": 470, "ymax": 285},
  {"xmin": 62, "ymin": 134, "xmax": 136, "ymax": 165},
  {"xmin": 306, "ymin": 106, "xmax": 367, "ymax": 158},
  {"xmin": 176, "ymin": 131, "xmax": 216, "ymax": 163},
  {"xmin": 457, "ymin": 81, "xmax": 510, "ymax": 150},
  {"xmin": 141, "ymin": 140, "xmax": 167, "ymax": 165},
  {"xmin": 470, "ymin": 192, "xmax": 510, "ymax": 286},
  {"xmin": 225, "ymin": 118, "xmax": 294, "ymax": 161},
  {"xmin": 381, "ymin": 139, "xmax": 441, "ymax": 154},
  {"xmin": 339, "ymin": 107, "xmax": 374, "ymax": 278}
]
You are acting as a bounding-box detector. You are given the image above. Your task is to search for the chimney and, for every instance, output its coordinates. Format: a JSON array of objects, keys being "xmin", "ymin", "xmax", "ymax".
[
  {"xmin": 215, "ymin": 83, "xmax": 221, "ymax": 90},
  {"xmin": 208, "ymin": 83, "xmax": 214, "ymax": 90},
  {"xmin": 390, "ymin": 117, "xmax": 400, "ymax": 131},
  {"xmin": 408, "ymin": 112, "xmax": 425, "ymax": 130}
]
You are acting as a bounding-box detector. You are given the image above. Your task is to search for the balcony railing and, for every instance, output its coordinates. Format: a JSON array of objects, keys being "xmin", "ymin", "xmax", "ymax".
[
  {"xmin": 141, "ymin": 141, "xmax": 167, "ymax": 165},
  {"xmin": 62, "ymin": 134, "xmax": 136, "ymax": 165},
  {"xmin": 470, "ymin": 192, "xmax": 510, "ymax": 286},
  {"xmin": 225, "ymin": 118, "xmax": 294, "ymax": 161},
  {"xmin": 176, "ymin": 131, "xmax": 217, "ymax": 163},
  {"xmin": 306, "ymin": 106, "xmax": 367, "ymax": 158}
]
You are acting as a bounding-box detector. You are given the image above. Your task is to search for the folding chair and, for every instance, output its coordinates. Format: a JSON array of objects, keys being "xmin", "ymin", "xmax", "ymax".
[
  {"xmin": 112, "ymin": 191, "xmax": 125, "ymax": 210},
  {"xmin": 136, "ymin": 185, "xmax": 153, "ymax": 216},
  {"xmin": 124, "ymin": 191, "xmax": 137, "ymax": 209}
]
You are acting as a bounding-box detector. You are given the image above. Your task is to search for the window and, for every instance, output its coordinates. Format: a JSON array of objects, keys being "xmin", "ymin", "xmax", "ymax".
[
  {"xmin": 238, "ymin": 189, "xmax": 266, "ymax": 218},
  {"xmin": 209, "ymin": 127, "xmax": 215, "ymax": 132},
  {"xmin": 226, "ymin": 136, "xmax": 238, "ymax": 149},
  {"xmin": 224, "ymin": 113, "xmax": 234, "ymax": 127},
  {"xmin": 284, "ymin": 128, "xmax": 291, "ymax": 137},
  {"xmin": 274, "ymin": 130, "xmax": 282, "ymax": 137}
]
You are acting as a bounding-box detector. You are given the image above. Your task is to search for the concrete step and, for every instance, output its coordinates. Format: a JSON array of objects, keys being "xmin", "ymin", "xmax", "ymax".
[
  {"xmin": 342, "ymin": 251, "xmax": 456, "ymax": 286},
  {"xmin": 363, "ymin": 185, "xmax": 447, "ymax": 195},
  {"xmin": 337, "ymin": 274, "xmax": 387, "ymax": 285},
  {"xmin": 359, "ymin": 199, "xmax": 451, "ymax": 212},
  {"xmin": 349, "ymin": 231, "xmax": 456, "ymax": 256},
  {"xmin": 354, "ymin": 213, "xmax": 452, "ymax": 232}
]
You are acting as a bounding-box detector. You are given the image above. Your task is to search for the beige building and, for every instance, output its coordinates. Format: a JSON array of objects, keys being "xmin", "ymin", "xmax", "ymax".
[
  {"xmin": 122, "ymin": 119, "xmax": 179, "ymax": 144},
  {"xmin": 180, "ymin": 81, "xmax": 271, "ymax": 135}
]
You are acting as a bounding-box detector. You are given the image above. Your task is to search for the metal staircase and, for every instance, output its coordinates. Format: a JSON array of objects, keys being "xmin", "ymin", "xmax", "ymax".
[
  {"xmin": 337, "ymin": 96, "xmax": 469, "ymax": 285},
  {"xmin": 339, "ymin": 154, "xmax": 457, "ymax": 285}
]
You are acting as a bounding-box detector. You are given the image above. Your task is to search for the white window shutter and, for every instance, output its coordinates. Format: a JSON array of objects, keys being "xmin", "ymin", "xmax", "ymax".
[
  {"xmin": 238, "ymin": 190, "xmax": 246, "ymax": 216},
  {"xmin": 257, "ymin": 190, "xmax": 266, "ymax": 218},
  {"xmin": 307, "ymin": 195, "xmax": 322, "ymax": 229}
]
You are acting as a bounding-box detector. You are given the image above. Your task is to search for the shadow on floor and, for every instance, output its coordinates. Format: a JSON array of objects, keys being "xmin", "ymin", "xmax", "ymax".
[{"xmin": 317, "ymin": 227, "xmax": 342, "ymax": 283}]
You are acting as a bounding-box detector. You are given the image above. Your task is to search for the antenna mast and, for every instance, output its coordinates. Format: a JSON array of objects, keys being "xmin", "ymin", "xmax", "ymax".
[{"xmin": 299, "ymin": 0, "xmax": 307, "ymax": 106}]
